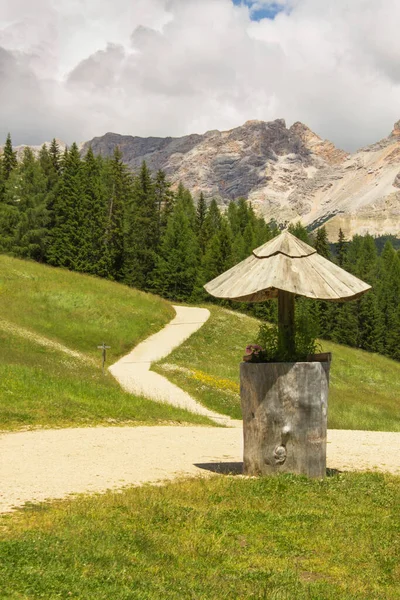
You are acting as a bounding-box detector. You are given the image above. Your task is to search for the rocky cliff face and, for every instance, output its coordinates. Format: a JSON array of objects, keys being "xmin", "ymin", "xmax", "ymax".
[
  {"xmin": 7, "ymin": 119, "xmax": 400, "ymax": 241},
  {"xmin": 83, "ymin": 118, "xmax": 400, "ymax": 239}
]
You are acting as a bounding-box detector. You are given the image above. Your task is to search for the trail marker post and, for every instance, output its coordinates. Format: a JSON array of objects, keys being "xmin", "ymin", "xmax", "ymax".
[{"xmin": 97, "ymin": 342, "xmax": 111, "ymax": 375}]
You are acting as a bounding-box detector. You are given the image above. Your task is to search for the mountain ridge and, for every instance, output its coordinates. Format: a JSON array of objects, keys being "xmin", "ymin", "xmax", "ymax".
[{"xmin": 6, "ymin": 119, "xmax": 400, "ymax": 240}]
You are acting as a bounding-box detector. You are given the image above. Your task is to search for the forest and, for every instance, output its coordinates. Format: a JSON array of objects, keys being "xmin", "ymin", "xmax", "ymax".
[{"xmin": 0, "ymin": 134, "xmax": 399, "ymax": 361}]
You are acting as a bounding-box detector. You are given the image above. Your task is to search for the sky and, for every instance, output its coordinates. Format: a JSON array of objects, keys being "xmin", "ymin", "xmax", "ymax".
[{"xmin": 1, "ymin": 0, "xmax": 400, "ymax": 151}]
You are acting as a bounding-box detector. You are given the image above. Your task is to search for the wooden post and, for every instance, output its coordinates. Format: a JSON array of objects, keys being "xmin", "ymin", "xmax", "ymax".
[
  {"xmin": 278, "ymin": 290, "xmax": 295, "ymax": 358},
  {"xmin": 97, "ymin": 342, "xmax": 111, "ymax": 375}
]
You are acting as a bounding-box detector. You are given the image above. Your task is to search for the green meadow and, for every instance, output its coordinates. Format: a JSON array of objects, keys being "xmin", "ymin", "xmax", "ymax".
[
  {"xmin": 0, "ymin": 255, "xmax": 210, "ymax": 429},
  {"xmin": 154, "ymin": 306, "xmax": 400, "ymax": 431},
  {"xmin": 1, "ymin": 472, "xmax": 399, "ymax": 599}
]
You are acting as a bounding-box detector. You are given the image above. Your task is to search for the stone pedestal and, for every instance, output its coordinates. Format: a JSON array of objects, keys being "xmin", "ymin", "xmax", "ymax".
[{"xmin": 240, "ymin": 360, "xmax": 330, "ymax": 478}]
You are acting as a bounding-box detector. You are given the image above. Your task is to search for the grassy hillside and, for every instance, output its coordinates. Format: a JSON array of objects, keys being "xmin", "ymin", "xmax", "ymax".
[
  {"xmin": 0, "ymin": 256, "xmax": 211, "ymax": 430},
  {"xmin": 153, "ymin": 306, "xmax": 400, "ymax": 431},
  {"xmin": 1, "ymin": 473, "xmax": 398, "ymax": 599}
]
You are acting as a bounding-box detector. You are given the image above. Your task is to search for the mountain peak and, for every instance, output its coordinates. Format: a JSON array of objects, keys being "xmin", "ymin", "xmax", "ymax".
[
  {"xmin": 290, "ymin": 121, "xmax": 347, "ymax": 165},
  {"xmin": 390, "ymin": 120, "xmax": 400, "ymax": 137}
]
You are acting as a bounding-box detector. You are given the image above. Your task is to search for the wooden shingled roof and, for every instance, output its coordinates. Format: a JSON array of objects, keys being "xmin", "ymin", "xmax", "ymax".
[{"xmin": 204, "ymin": 230, "xmax": 371, "ymax": 302}]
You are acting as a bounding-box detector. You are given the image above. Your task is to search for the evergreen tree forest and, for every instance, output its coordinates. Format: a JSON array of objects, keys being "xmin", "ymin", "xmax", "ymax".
[{"xmin": 0, "ymin": 135, "xmax": 399, "ymax": 361}]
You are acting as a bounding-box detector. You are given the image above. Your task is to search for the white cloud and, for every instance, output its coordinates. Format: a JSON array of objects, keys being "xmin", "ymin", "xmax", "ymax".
[{"xmin": 1, "ymin": 0, "xmax": 400, "ymax": 150}]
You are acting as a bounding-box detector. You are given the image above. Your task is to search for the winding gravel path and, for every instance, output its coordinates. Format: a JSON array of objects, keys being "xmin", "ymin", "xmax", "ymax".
[
  {"xmin": 109, "ymin": 305, "xmax": 239, "ymax": 426},
  {"xmin": 1, "ymin": 305, "xmax": 399, "ymax": 514},
  {"xmin": 0, "ymin": 427, "xmax": 399, "ymax": 513}
]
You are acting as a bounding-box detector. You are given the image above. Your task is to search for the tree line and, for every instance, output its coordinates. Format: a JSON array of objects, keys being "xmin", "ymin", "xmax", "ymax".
[
  {"xmin": 0, "ymin": 134, "xmax": 399, "ymax": 361},
  {"xmin": 0, "ymin": 134, "xmax": 275, "ymax": 299},
  {"xmin": 289, "ymin": 224, "xmax": 400, "ymax": 361}
]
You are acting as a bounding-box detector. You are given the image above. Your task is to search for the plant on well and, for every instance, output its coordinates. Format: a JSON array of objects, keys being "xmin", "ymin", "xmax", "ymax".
[{"xmin": 253, "ymin": 298, "xmax": 320, "ymax": 362}]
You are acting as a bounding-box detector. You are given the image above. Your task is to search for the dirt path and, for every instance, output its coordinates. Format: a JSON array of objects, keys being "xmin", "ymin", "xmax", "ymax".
[
  {"xmin": 1, "ymin": 306, "xmax": 398, "ymax": 515},
  {"xmin": 109, "ymin": 305, "xmax": 239, "ymax": 426},
  {"xmin": 0, "ymin": 426, "xmax": 399, "ymax": 513}
]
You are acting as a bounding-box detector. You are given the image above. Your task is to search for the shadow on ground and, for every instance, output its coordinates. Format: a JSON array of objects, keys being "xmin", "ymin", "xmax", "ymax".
[
  {"xmin": 195, "ymin": 463, "xmax": 343, "ymax": 477},
  {"xmin": 195, "ymin": 462, "xmax": 243, "ymax": 475}
]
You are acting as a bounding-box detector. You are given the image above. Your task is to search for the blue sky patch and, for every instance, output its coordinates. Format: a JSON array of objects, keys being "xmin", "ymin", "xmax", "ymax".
[{"xmin": 232, "ymin": 1, "xmax": 285, "ymax": 21}]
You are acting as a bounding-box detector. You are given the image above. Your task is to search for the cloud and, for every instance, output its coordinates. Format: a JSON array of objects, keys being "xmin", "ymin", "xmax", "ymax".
[{"xmin": 1, "ymin": 0, "xmax": 400, "ymax": 150}]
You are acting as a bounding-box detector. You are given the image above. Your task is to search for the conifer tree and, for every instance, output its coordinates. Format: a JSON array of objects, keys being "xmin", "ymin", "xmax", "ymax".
[
  {"xmin": 356, "ymin": 234, "xmax": 377, "ymax": 280},
  {"xmin": 243, "ymin": 221, "xmax": 257, "ymax": 255},
  {"xmin": 254, "ymin": 216, "xmax": 273, "ymax": 247},
  {"xmin": 47, "ymin": 143, "xmax": 83, "ymax": 269},
  {"xmin": 231, "ymin": 230, "xmax": 246, "ymax": 263},
  {"xmin": 152, "ymin": 199, "xmax": 200, "ymax": 300},
  {"xmin": 2, "ymin": 133, "xmax": 17, "ymax": 181},
  {"xmin": 357, "ymin": 290, "xmax": 383, "ymax": 352},
  {"xmin": 4, "ymin": 147, "xmax": 49, "ymax": 260},
  {"xmin": 196, "ymin": 192, "xmax": 207, "ymax": 231},
  {"xmin": 49, "ymin": 139, "xmax": 61, "ymax": 174},
  {"xmin": 315, "ymin": 226, "xmax": 330, "ymax": 258},
  {"xmin": 336, "ymin": 228, "xmax": 346, "ymax": 266},
  {"xmin": 123, "ymin": 161, "xmax": 158, "ymax": 289},
  {"xmin": 236, "ymin": 198, "xmax": 251, "ymax": 235},
  {"xmin": 155, "ymin": 169, "xmax": 174, "ymax": 242},
  {"xmin": 102, "ymin": 148, "xmax": 130, "ymax": 280},
  {"xmin": 227, "ymin": 201, "xmax": 239, "ymax": 236},
  {"xmin": 77, "ymin": 147, "xmax": 108, "ymax": 274},
  {"xmin": 203, "ymin": 198, "xmax": 221, "ymax": 244},
  {"xmin": 288, "ymin": 222, "xmax": 311, "ymax": 244},
  {"xmin": 196, "ymin": 192, "xmax": 208, "ymax": 254},
  {"xmin": 200, "ymin": 217, "xmax": 233, "ymax": 286},
  {"xmin": 332, "ymin": 303, "xmax": 359, "ymax": 347},
  {"xmin": 0, "ymin": 155, "xmax": 4, "ymax": 204},
  {"xmin": 175, "ymin": 183, "xmax": 196, "ymax": 227}
]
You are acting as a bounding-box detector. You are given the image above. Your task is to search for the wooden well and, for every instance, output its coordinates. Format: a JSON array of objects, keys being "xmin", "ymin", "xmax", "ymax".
[
  {"xmin": 240, "ymin": 358, "xmax": 330, "ymax": 478},
  {"xmin": 204, "ymin": 230, "xmax": 371, "ymax": 479}
]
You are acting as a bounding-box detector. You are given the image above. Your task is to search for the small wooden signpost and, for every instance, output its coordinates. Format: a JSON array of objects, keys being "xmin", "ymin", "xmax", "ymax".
[{"xmin": 97, "ymin": 342, "xmax": 111, "ymax": 374}]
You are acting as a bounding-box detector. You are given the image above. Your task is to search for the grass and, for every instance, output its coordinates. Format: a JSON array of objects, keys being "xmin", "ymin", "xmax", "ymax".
[
  {"xmin": 0, "ymin": 472, "xmax": 399, "ymax": 599},
  {"xmin": 153, "ymin": 306, "xmax": 400, "ymax": 431},
  {"xmin": 0, "ymin": 256, "xmax": 212, "ymax": 429}
]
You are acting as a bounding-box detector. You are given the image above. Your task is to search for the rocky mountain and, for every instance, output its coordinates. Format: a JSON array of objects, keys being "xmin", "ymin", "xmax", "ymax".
[
  {"xmin": 82, "ymin": 119, "xmax": 400, "ymax": 240},
  {"xmin": 7, "ymin": 119, "xmax": 400, "ymax": 241}
]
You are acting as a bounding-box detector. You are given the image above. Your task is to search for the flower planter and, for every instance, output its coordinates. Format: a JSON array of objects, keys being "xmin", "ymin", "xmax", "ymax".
[{"xmin": 240, "ymin": 357, "xmax": 330, "ymax": 478}]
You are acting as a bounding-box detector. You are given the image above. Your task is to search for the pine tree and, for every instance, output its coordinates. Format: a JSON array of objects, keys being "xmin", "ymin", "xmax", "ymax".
[
  {"xmin": 154, "ymin": 169, "xmax": 174, "ymax": 242},
  {"xmin": 203, "ymin": 198, "xmax": 221, "ymax": 244},
  {"xmin": 356, "ymin": 234, "xmax": 377, "ymax": 280},
  {"xmin": 175, "ymin": 183, "xmax": 196, "ymax": 227},
  {"xmin": 123, "ymin": 161, "xmax": 158, "ymax": 289},
  {"xmin": 288, "ymin": 222, "xmax": 311, "ymax": 244},
  {"xmin": 227, "ymin": 201, "xmax": 239, "ymax": 236},
  {"xmin": 231, "ymin": 230, "xmax": 246, "ymax": 264},
  {"xmin": 236, "ymin": 198, "xmax": 251, "ymax": 235},
  {"xmin": 254, "ymin": 215, "xmax": 273, "ymax": 247},
  {"xmin": 357, "ymin": 290, "xmax": 383, "ymax": 352},
  {"xmin": 102, "ymin": 147, "xmax": 130, "ymax": 280},
  {"xmin": 315, "ymin": 226, "xmax": 330, "ymax": 258},
  {"xmin": 3, "ymin": 147, "xmax": 49, "ymax": 260},
  {"xmin": 196, "ymin": 192, "xmax": 208, "ymax": 254},
  {"xmin": 49, "ymin": 139, "xmax": 61, "ymax": 174},
  {"xmin": 2, "ymin": 133, "xmax": 17, "ymax": 181},
  {"xmin": 77, "ymin": 147, "xmax": 108, "ymax": 274},
  {"xmin": 152, "ymin": 199, "xmax": 200, "ymax": 300},
  {"xmin": 243, "ymin": 221, "xmax": 257, "ymax": 256},
  {"xmin": 200, "ymin": 217, "xmax": 233, "ymax": 285},
  {"xmin": 336, "ymin": 228, "xmax": 346, "ymax": 266},
  {"xmin": 332, "ymin": 302, "xmax": 359, "ymax": 347},
  {"xmin": 47, "ymin": 142, "xmax": 83, "ymax": 269}
]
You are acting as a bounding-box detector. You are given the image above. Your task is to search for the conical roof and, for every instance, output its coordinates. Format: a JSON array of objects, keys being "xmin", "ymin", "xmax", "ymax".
[{"xmin": 204, "ymin": 230, "xmax": 371, "ymax": 302}]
